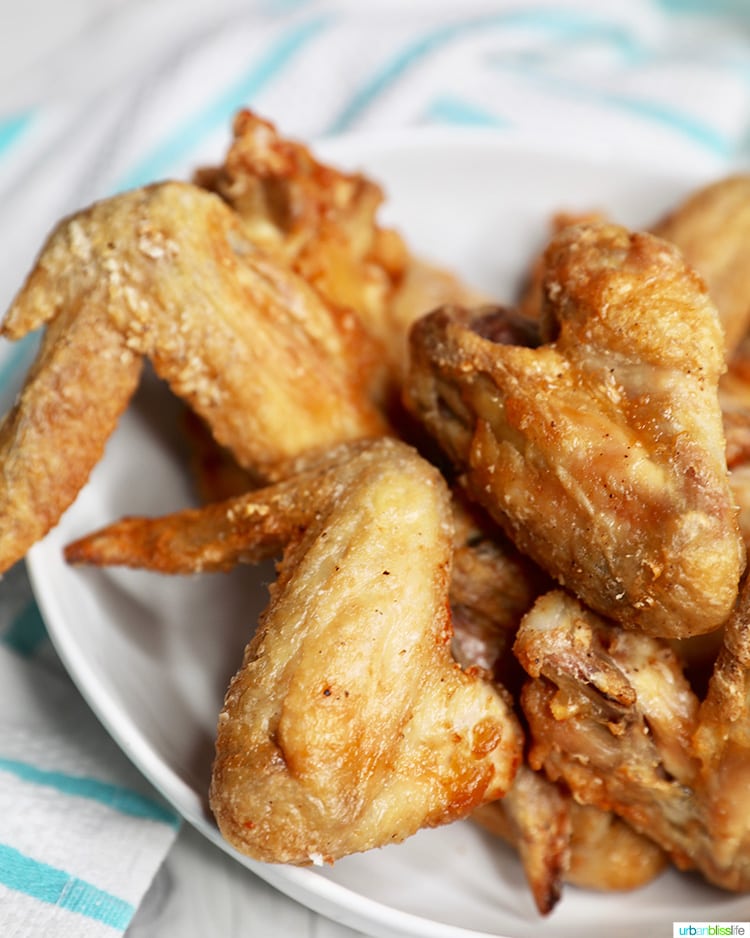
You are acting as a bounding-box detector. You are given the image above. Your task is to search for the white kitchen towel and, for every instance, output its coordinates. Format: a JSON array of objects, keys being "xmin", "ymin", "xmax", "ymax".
[
  {"xmin": 0, "ymin": 565, "xmax": 180, "ymax": 938},
  {"xmin": 0, "ymin": 1, "xmax": 749, "ymax": 935}
]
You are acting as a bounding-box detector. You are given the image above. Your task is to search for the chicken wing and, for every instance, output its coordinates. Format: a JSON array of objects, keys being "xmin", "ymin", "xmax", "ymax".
[
  {"xmin": 514, "ymin": 585, "xmax": 750, "ymax": 891},
  {"xmin": 0, "ymin": 181, "xmax": 388, "ymax": 573},
  {"xmin": 652, "ymin": 175, "xmax": 750, "ymax": 356},
  {"xmin": 197, "ymin": 109, "xmax": 484, "ymax": 396},
  {"xmin": 405, "ymin": 223, "xmax": 744, "ymax": 638},
  {"xmin": 448, "ymin": 516, "xmax": 666, "ymax": 913},
  {"xmin": 65, "ymin": 438, "xmax": 523, "ymax": 863},
  {"xmin": 473, "ymin": 767, "xmax": 667, "ymax": 910}
]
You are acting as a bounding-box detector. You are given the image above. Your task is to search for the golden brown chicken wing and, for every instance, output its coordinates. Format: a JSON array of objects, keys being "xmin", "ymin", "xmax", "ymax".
[
  {"xmin": 0, "ymin": 181, "xmax": 388, "ymax": 573},
  {"xmin": 405, "ymin": 222, "xmax": 745, "ymax": 638},
  {"xmin": 196, "ymin": 110, "xmax": 405, "ymax": 388},
  {"xmin": 473, "ymin": 767, "xmax": 667, "ymax": 912},
  {"xmin": 66, "ymin": 438, "xmax": 524, "ymax": 863},
  {"xmin": 514, "ymin": 584, "xmax": 750, "ymax": 892},
  {"xmin": 652, "ymin": 174, "xmax": 750, "ymax": 356},
  {"xmin": 197, "ymin": 109, "xmax": 484, "ymax": 397}
]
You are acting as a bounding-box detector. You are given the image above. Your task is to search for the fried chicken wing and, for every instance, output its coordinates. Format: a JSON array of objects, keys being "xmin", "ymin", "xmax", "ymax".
[
  {"xmin": 652, "ymin": 175, "xmax": 750, "ymax": 356},
  {"xmin": 448, "ymin": 517, "xmax": 666, "ymax": 912},
  {"xmin": 514, "ymin": 585, "xmax": 750, "ymax": 891},
  {"xmin": 197, "ymin": 109, "xmax": 484, "ymax": 395},
  {"xmin": 405, "ymin": 223, "xmax": 744, "ymax": 638},
  {"xmin": 473, "ymin": 768, "xmax": 667, "ymax": 909},
  {"xmin": 196, "ymin": 110, "xmax": 405, "ymax": 384},
  {"xmin": 0, "ymin": 181, "xmax": 388, "ymax": 573},
  {"xmin": 66, "ymin": 438, "xmax": 523, "ymax": 863},
  {"xmin": 473, "ymin": 765, "xmax": 570, "ymax": 915},
  {"xmin": 693, "ymin": 579, "xmax": 750, "ymax": 885}
]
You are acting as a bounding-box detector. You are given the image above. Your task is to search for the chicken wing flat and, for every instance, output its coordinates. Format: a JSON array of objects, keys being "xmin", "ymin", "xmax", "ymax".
[
  {"xmin": 197, "ymin": 109, "xmax": 484, "ymax": 395},
  {"xmin": 0, "ymin": 181, "xmax": 388, "ymax": 573},
  {"xmin": 65, "ymin": 438, "xmax": 523, "ymax": 863},
  {"xmin": 196, "ymin": 110, "xmax": 405, "ymax": 385},
  {"xmin": 405, "ymin": 222, "xmax": 745, "ymax": 638},
  {"xmin": 206, "ymin": 438, "xmax": 523, "ymax": 864},
  {"xmin": 473, "ymin": 767, "xmax": 667, "ymax": 911},
  {"xmin": 514, "ymin": 586, "xmax": 750, "ymax": 891},
  {"xmin": 652, "ymin": 175, "xmax": 750, "ymax": 356}
]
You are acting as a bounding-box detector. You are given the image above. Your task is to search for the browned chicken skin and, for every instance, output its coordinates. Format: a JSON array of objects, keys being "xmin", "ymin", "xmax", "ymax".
[
  {"xmin": 0, "ymin": 181, "xmax": 388, "ymax": 574},
  {"xmin": 405, "ymin": 222, "xmax": 744, "ymax": 638},
  {"xmin": 198, "ymin": 109, "xmax": 484, "ymax": 399},
  {"xmin": 204, "ymin": 438, "xmax": 524, "ymax": 864},
  {"xmin": 514, "ymin": 583, "xmax": 750, "ymax": 892},
  {"xmin": 449, "ymin": 512, "xmax": 667, "ymax": 912},
  {"xmin": 652, "ymin": 175, "xmax": 750, "ymax": 357},
  {"xmin": 65, "ymin": 439, "xmax": 524, "ymax": 863}
]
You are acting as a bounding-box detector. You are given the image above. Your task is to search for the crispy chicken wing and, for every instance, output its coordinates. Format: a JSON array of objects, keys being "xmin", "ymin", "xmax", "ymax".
[
  {"xmin": 197, "ymin": 109, "xmax": 484, "ymax": 395},
  {"xmin": 693, "ymin": 578, "xmax": 750, "ymax": 886},
  {"xmin": 652, "ymin": 175, "xmax": 750, "ymax": 356},
  {"xmin": 196, "ymin": 110, "xmax": 405, "ymax": 388},
  {"xmin": 66, "ymin": 438, "xmax": 524, "ymax": 864},
  {"xmin": 0, "ymin": 181, "xmax": 388, "ymax": 573},
  {"xmin": 514, "ymin": 585, "xmax": 750, "ymax": 891},
  {"xmin": 448, "ymin": 519, "xmax": 666, "ymax": 913},
  {"xmin": 208, "ymin": 438, "xmax": 523, "ymax": 863},
  {"xmin": 405, "ymin": 222, "xmax": 744, "ymax": 637},
  {"xmin": 473, "ymin": 768, "xmax": 667, "ymax": 910}
]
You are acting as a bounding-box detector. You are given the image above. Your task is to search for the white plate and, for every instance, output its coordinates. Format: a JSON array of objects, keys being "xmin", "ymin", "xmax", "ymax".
[{"xmin": 26, "ymin": 129, "xmax": 750, "ymax": 938}]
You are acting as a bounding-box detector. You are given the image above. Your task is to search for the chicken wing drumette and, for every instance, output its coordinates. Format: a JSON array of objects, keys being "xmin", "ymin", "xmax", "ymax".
[
  {"xmin": 514, "ymin": 581, "xmax": 750, "ymax": 892},
  {"xmin": 0, "ymin": 181, "xmax": 388, "ymax": 573},
  {"xmin": 405, "ymin": 222, "xmax": 744, "ymax": 638},
  {"xmin": 65, "ymin": 437, "xmax": 524, "ymax": 863}
]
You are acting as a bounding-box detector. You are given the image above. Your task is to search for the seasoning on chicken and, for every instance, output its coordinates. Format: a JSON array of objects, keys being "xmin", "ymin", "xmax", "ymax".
[{"xmin": 404, "ymin": 222, "xmax": 744, "ymax": 638}]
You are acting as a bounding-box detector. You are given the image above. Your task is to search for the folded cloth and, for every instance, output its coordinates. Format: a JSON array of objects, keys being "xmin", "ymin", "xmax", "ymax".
[
  {"xmin": 0, "ymin": 1, "xmax": 748, "ymax": 936},
  {"xmin": 0, "ymin": 565, "xmax": 179, "ymax": 938}
]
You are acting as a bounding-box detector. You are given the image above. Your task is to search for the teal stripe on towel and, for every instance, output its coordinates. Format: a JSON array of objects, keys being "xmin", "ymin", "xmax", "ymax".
[
  {"xmin": 0, "ymin": 112, "xmax": 33, "ymax": 154},
  {"xmin": 425, "ymin": 96, "xmax": 511, "ymax": 127},
  {"xmin": 116, "ymin": 13, "xmax": 332, "ymax": 191},
  {"xmin": 656, "ymin": 0, "xmax": 750, "ymax": 16},
  {"xmin": 0, "ymin": 844, "xmax": 134, "ymax": 929},
  {"xmin": 328, "ymin": 9, "xmax": 639, "ymax": 132},
  {"xmin": 0, "ymin": 757, "xmax": 178, "ymax": 826},
  {"xmin": 1, "ymin": 600, "xmax": 48, "ymax": 658}
]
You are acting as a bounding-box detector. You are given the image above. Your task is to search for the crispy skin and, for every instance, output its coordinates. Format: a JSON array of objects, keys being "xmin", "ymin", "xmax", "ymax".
[
  {"xmin": 198, "ymin": 109, "xmax": 484, "ymax": 395},
  {"xmin": 514, "ymin": 586, "xmax": 750, "ymax": 891},
  {"xmin": 0, "ymin": 181, "xmax": 388, "ymax": 573},
  {"xmin": 449, "ymin": 491, "xmax": 549, "ymax": 688},
  {"xmin": 473, "ymin": 769, "xmax": 666, "ymax": 908},
  {"xmin": 517, "ymin": 210, "xmax": 607, "ymax": 321},
  {"xmin": 0, "ymin": 296, "xmax": 143, "ymax": 574},
  {"xmin": 205, "ymin": 438, "xmax": 523, "ymax": 864},
  {"xmin": 693, "ymin": 578, "xmax": 750, "ymax": 884},
  {"xmin": 449, "ymin": 521, "xmax": 665, "ymax": 912},
  {"xmin": 65, "ymin": 439, "xmax": 524, "ymax": 863},
  {"xmin": 196, "ymin": 110, "xmax": 406, "ymax": 389},
  {"xmin": 405, "ymin": 223, "xmax": 744, "ymax": 638},
  {"xmin": 64, "ymin": 442, "xmax": 374, "ymax": 573},
  {"xmin": 652, "ymin": 175, "xmax": 750, "ymax": 356},
  {"xmin": 720, "ymin": 335, "xmax": 750, "ymax": 470},
  {"xmin": 473, "ymin": 766, "xmax": 570, "ymax": 915}
]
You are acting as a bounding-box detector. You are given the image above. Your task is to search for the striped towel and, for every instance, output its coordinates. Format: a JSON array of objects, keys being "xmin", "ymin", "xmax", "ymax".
[{"xmin": 0, "ymin": 1, "xmax": 749, "ymax": 935}]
